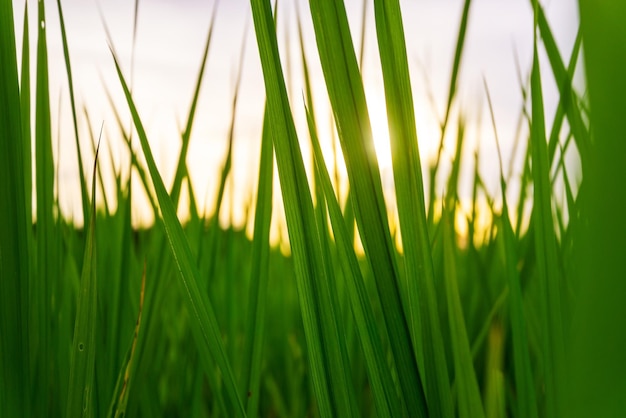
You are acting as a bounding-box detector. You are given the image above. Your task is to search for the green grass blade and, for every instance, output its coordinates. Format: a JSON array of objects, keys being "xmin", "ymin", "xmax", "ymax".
[
  {"xmin": 34, "ymin": 0, "xmax": 58, "ymax": 412},
  {"xmin": 0, "ymin": 0, "xmax": 32, "ymax": 415},
  {"xmin": 298, "ymin": 22, "xmax": 401, "ymax": 416},
  {"xmin": 65, "ymin": 143, "xmax": 100, "ymax": 418},
  {"xmin": 307, "ymin": 2, "xmax": 426, "ymax": 415},
  {"xmin": 485, "ymin": 81, "xmax": 538, "ymax": 418},
  {"xmin": 107, "ymin": 262, "xmax": 145, "ymax": 418},
  {"xmin": 102, "ymin": 83, "xmax": 159, "ymax": 217},
  {"xmin": 20, "ymin": 3, "xmax": 31, "ymax": 224},
  {"xmin": 306, "ymin": 103, "xmax": 409, "ymax": 418},
  {"xmin": 170, "ymin": 0, "xmax": 219, "ymax": 207},
  {"xmin": 55, "ymin": 0, "xmax": 89, "ymax": 223},
  {"xmin": 535, "ymin": 2, "xmax": 588, "ymax": 169},
  {"xmin": 428, "ymin": 0, "xmax": 473, "ymax": 224},
  {"xmin": 110, "ymin": 50, "xmax": 247, "ymax": 418},
  {"xmin": 205, "ymin": 34, "xmax": 246, "ymax": 281},
  {"xmin": 546, "ymin": 29, "xmax": 582, "ymax": 164},
  {"xmin": 530, "ymin": 5, "xmax": 565, "ymax": 415},
  {"xmin": 372, "ymin": 0, "xmax": 454, "ymax": 415},
  {"xmin": 442, "ymin": 209, "xmax": 485, "ymax": 418},
  {"xmin": 566, "ymin": 2, "xmax": 626, "ymax": 416},
  {"xmin": 250, "ymin": 1, "xmax": 358, "ymax": 415},
  {"xmin": 241, "ymin": 109, "xmax": 273, "ymax": 418}
]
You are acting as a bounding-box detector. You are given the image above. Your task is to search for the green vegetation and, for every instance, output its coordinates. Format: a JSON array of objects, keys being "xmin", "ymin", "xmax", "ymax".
[{"xmin": 1, "ymin": 0, "xmax": 625, "ymax": 416}]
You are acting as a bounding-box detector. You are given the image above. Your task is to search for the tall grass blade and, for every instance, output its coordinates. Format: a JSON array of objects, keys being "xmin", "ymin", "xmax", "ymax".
[
  {"xmin": 65, "ymin": 142, "xmax": 100, "ymax": 418},
  {"xmin": 0, "ymin": 0, "xmax": 32, "ymax": 415},
  {"xmin": 250, "ymin": 1, "xmax": 358, "ymax": 415},
  {"xmin": 372, "ymin": 0, "xmax": 453, "ymax": 415},
  {"xmin": 442, "ymin": 209, "xmax": 485, "ymax": 418},
  {"xmin": 56, "ymin": 0, "xmax": 89, "ymax": 223},
  {"xmin": 34, "ymin": 0, "xmax": 58, "ymax": 412},
  {"xmin": 241, "ymin": 110, "xmax": 273, "ymax": 418},
  {"xmin": 306, "ymin": 103, "xmax": 408, "ymax": 418},
  {"xmin": 428, "ymin": 0, "xmax": 472, "ymax": 224},
  {"xmin": 307, "ymin": 2, "xmax": 426, "ymax": 415},
  {"xmin": 485, "ymin": 81, "xmax": 538, "ymax": 418},
  {"xmin": 530, "ymin": 4, "xmax": 565, "ymax": 415},
  {"xmin": 110, "ymin": 50, "xmax": 247, "ymax": 418},
  {"xmin": 534, "ymin": 2, "xmax": 588, "ymax": 169},
  {"xmin": 566, "ymin": 2, "xmax": 626, "ymax": 417},
  {"xmin": 170, "ymin": 0, "xmax": 219, "ymax": 207},
  {"xmin": 107, "ymin": 262, "xmax": 146, "ymax": 418}
]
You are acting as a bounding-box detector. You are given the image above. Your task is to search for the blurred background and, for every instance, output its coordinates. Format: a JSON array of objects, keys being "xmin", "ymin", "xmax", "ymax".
[{"xmin": 12, "ymin": 0, "xmax": 581, "ymax": 233}]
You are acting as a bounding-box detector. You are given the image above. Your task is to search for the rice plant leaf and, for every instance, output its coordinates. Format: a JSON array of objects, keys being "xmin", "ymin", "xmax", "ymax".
[
  {"xmin": 428, "ymin": 0, "xmax": 472, "ymax": 225},
  {"xmin": 372, "ymin": 0, "xmax": 454, "ymax": 415},
  {"xmin": 65, "ymin": 143, "xmax": 100, "ymax": 418},
  {"xmin": 534, "ymin": 2, "xmax": 588, "ymax": 169},
  {"xmin": 442, "ymin": 209, "xmax": 485, "ymax": 418},
  {"xmin": 241, "ymin": 109, "xmax": 273, "ymax": 418},
  {"xmin": 485, "ymin": 81, "xmax": 538, "ymax": 418},
  {"xmin": 205, "ymin": 33, "xmax": 246, "ymax": 282},
  {"xmin": 250, "ymin": 1, "xmax": 358, "ymax": 415},
  {"xmin": 530, "ymin": 6, "xmax": 565, "ymax": 415},
  {"xmin": 109, "ymin": 50, "xmax": 247, "ymax": 418},
  {"xmin": 107, "ymin": 262, "xmax": 146, "ymax": 418},
  {"xmin": 170, "ymin": 0, "xmax": 219, "ymax": 207},
  {"xmin": 35, "ymin": 0, "xmax": 58, "ymax": 411},
  {"xmin": 0, "ymin": 0, "xmax": 32, "ymax": 415},
  {"xmin": 566, "ymin": 2, "xmax": 626, "ymax": 417},
  {"xmin": 307, "ymin": 1, "xmax": 426, "ymax": 414},
  {"xmin": 306, "ymin": 102, "xmax": 409, "ymax": 418},
  {"xmin": 55, "ymin": 0, "xmax": 89, "ymax": 223}
]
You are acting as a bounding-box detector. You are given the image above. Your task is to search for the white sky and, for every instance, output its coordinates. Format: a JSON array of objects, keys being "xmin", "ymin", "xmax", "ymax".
[{"xmin": 12, "ymin": 0, "xmax": 581, "ymax": 231}]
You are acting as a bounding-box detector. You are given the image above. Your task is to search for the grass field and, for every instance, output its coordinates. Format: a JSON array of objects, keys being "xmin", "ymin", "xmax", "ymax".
[{"xmin": 1, "ymin": 0, "xmax": 625, "ymax": 417}]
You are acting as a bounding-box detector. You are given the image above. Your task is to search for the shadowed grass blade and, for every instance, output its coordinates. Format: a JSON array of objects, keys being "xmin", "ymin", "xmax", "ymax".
[
  {"xmin": 566, "ymin": 2, "xmax": 626, "ymax": 417},
  {"xmin": 0, "ymin": 0, "xmax": 32, "ymax": 415},
  {"xmin": 34, "ymin": 0, "xmax": 58, "ymax": 412}
]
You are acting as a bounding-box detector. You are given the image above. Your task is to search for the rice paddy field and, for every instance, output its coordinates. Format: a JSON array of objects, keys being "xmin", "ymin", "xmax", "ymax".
[{"xmin": 1, "ymin": 0, "xmax": 626, "ymax": 417}]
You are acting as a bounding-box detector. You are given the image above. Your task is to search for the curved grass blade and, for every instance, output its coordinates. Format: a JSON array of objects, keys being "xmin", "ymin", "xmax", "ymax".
[
  {"xmin": 65, "ymin": 140, "xmax": 100, "ymax": 418},
  {"xmin": 109, "ymin": 50, "xmax": 246, "ymax": 418}
]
